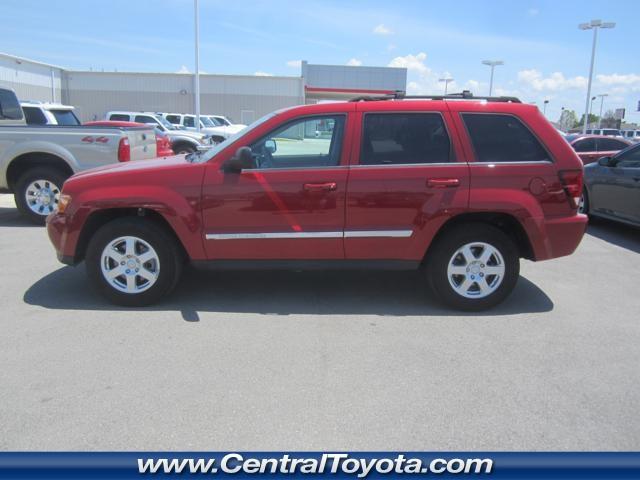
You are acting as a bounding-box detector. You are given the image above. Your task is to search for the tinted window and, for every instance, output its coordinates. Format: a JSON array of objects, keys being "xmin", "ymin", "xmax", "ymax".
[
  {"xmin": 249, "ymin": 115, "xmax": 345, "ymax": 169},
  {"xmin": 109, "ymin": 114, "xmax": 129, "ymax": 121},
  {"xmin": 361, "ymin": 113, "xmax": 451, "ymax": 165},
  {"xmin": 462, "ymin": 114, "xmax": 550, "ymax": 163},
  {"xmin": 0, "ymin": 89, "xmax": 24, "ymax": 120},
  {"xmin": 134, "ymin": 115, "xmax": 157, "ymax": 124},
  {"xmin": 598, "ymin": 138, "xmax": 628, "ymax": 151},
  {"xmin": 51, "ymin": 109, "xmax": 80, "ymax": 125},
  {"xmin": 183, "ymin": 116, "xmax": 195, "ymax": 128},
  {"xmin": 573, "ymin": 138, "xmax": 596, "ymax": 152},
  {"xmin": 22, "ymin": 106, "xmax": 47, "ymax": 125},
  {"xmin": 616, "ymin": 145, "xmax": 640, "ymax": 168},
  {"xmin": 165, "ymin": 115, "xmax": 180, "ymax": 124}
]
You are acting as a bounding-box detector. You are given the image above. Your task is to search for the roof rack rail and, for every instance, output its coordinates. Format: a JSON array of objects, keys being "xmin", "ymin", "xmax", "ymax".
[{"xmin": 350, "ymin": 90, "xmax": 521, "ymax": 103}]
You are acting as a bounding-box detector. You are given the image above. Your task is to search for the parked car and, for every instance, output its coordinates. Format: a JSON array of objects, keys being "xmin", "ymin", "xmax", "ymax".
[
  {"xmin": 565, "ymin": 134, "xmax": 631, "ymax": 164},
  {"xmin": 160, "ymin": 113, "xmax": 243, "ymax": 142},
  {"xmin": 585, "ymin": 128, "xmax": 622, "ymax": 137},
  {"xmin": 205, "ymin": 114, "xmax": 246, "ymax": 129},
  {"xmin": 0, "ymin": 88, "xmax": 157, "ymax": 223},
  {"xmin": 47, "ymin": 92, "xmax": 587, "ymax": 310},
  {"xmin": 20, "ymin": 101, "xmax": 81, "ymax": 126},
  {"xmin": 581, "ymin": 143, "xmax": 640, "ymax": 227},
  {"xmin": 621, "ymin": 130, "xmax": 640, "ymax": 143},
  {"xmin": 105, "ymin": 111, "xmax": 211, "ymax": 154},
  {"xmin": 85, "ymin": 121, "xmax": 174, "ymax": 157}
]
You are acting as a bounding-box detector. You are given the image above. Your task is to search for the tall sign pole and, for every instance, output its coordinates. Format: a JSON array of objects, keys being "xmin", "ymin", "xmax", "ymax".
[{"xmin": 194, "ymin": 0, "xmax": 201, "ymax": 133}]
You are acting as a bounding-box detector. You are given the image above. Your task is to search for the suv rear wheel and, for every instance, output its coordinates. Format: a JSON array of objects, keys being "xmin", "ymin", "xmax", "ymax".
[
  {"xmin": 85, "ymin": 217, "xmax": 183, "ymax": 306},
  {"xmin": 425, "ymin": 223, "xmax": 519, "ymax": 311},
  {"xmin": 14, "ymin": 167, "xmax": 67, "ymax": 225}
]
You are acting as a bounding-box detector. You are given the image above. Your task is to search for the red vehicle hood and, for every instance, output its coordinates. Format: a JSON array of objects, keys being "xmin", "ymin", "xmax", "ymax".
[{"xmin": 70, "ymin": 154, "xmax": 190, "ymax": 180}]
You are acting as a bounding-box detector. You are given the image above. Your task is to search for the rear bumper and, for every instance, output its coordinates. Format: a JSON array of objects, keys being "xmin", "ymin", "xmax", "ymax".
[{"xmin": 525, "ymin": 214, "xmax": 588, "ymax": 261}]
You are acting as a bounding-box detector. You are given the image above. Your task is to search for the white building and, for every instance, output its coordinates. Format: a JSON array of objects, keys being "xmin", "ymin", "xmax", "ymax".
[{"xmin": 0, "ymin": 53, "xmax": 407, "ymax": 123}]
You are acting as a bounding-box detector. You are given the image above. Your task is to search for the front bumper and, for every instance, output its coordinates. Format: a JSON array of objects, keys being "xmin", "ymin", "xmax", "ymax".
[{"xmin": 47, "ymin": 212, "xmax": 80, "ymax": 266}]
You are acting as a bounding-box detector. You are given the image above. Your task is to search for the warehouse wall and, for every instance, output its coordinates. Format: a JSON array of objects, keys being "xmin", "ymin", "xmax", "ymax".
[
  {"xmin": 64, "ymin": 71, "xmax": 304, "ymax": 123},
  {"xmin": 0, "ymin": 53, "xmax": 63, "ymax": 103}
]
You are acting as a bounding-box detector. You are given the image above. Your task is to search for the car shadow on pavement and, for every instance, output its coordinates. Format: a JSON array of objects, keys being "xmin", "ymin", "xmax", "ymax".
[
  {"xmin": 0, "ymin": 207, "xmax": 40, "ymax": 228},
  {"xmin": 24, "ymin": 266, "xmax": 554, "ymax": 319},
  {"xmin": 586, "ymin": 218, "xmax": 640, "ymax": 254}
]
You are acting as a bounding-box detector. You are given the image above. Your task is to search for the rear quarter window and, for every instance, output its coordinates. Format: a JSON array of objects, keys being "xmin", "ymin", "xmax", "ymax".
[{"xmin": 462, "ymin": 113, "xmax": 550, "ymax": 163}]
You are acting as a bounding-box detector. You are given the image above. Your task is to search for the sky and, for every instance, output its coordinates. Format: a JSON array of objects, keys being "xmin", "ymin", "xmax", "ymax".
[{"xmin": 1, "ymin": 0, "xmax": 639, "ymax": 123}]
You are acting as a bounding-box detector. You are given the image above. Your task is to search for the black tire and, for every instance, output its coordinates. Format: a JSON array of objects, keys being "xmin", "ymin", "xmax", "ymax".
[
  {"xmin": 173, "ymin": 143, "xmax": 196, "ymax": 155},
  {"xmin": 14, "ymin": 167, "xmax": 68, "ymax": 225},
  {"xmin": 579, "ymin": 188, "xmax": 590, "ymax": 216},
  {"xmin": 425, "ymin": 223, "xmax": 520, "ymax": 311},
  {"xmin": 85, "ymin": 217, "xmax": 183, "ymax": 306}
]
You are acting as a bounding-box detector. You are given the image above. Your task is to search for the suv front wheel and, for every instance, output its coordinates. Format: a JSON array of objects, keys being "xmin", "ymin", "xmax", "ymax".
[
  {"xmin": 425, "ymin": 223, "xmax": 520, "ymax": 311},
  {"xmin": 85, "ymin": 217, "xmax": 183, "ymax": 306}
]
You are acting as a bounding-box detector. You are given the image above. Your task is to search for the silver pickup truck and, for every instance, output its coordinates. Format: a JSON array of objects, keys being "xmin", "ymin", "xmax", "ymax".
[{"xmin": 0, "ymin": 88, "xmax": 157, "ymax": 223}]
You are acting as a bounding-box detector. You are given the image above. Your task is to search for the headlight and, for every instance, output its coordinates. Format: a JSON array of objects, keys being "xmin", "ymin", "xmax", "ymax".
[{"xmin": 57, "ymin": 194, "xmax": 72, "ymax": 214}]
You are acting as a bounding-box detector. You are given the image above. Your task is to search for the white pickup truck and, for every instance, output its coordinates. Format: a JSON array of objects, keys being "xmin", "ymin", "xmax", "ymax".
[{"xmin": 0, "ymin": 88, "xmax": 157, "ymax": 223}]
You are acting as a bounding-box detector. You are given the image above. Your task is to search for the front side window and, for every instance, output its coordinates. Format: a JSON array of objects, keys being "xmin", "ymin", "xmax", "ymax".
[
  {"xmin": 248, "ymin": 115, "xmax": 345, "ymax": 169},
  {"xmin": 22, "ymin": 106, "xmax": 48, "ymax": 125},
  {"xmin": 573, "ymin": 138, "xmax": 596, "ymax": 152},
  {"xmin": 183, "ymin": 116, "xmax": 195, "ymax": 128},
  {"xmin": 134, "ymin": 115, "xmax": 158, "ymax": 125},
  {"xmin": 0, "ymin": 89, "xmax": 23, "ymax": 120},
  {"xmin": 360, "ymin": 113, "xmax": 451, "ymax": 165},
  {"xmin": 462, "ymin": 113, "xmax": 550, "ymax": 163},
  {"xmin": 616, "ymin": 145, "xmax": 640, "ymax": 168},
  {"xmin": 598, "ymin": 138, "xmax": 628, "ymax": 151},
  {"xmin": 165, "ymin": 115, "xmax": 180, "ymax": 124}
]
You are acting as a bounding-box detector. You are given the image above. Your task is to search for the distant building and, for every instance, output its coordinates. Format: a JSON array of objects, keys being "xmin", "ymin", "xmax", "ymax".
[{"xmin": 0, "ymin": 52, "xmax": 407, "ymax": 123}]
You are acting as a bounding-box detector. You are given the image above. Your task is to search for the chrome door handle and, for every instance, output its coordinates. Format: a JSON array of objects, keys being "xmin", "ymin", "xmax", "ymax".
[
  {"xmin": 303, "ymin": 182, "xmax": 337, "ymax": 192},
  {"xmin": 427, "ymin": 178, "xmax": 460, "ymax": 188}
]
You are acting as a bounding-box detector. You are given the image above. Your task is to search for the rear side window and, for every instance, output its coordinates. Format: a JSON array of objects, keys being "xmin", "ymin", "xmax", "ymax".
[
  {"xmin": 134, "ymin": 115, "xmax": 158, "ymax": 124},
  {"xmin": 463, "ymin": 113, "xmax": 550, "ymax": 163},
  {"xmin": 0, "ymin": 89, "xmax": 24, "ymax": 120},
  {"xmin": 360, "ymin": 113, "xmax": 451, "ymax": 165},
  {"xmin": 573, "ymin": 138, "xmax": 596, "ymax": 152},
  {"xmin": 22, "ymin": 106, "xmax": 48, "ymax": 125},
  {"xmin": 184, "ymin": 116, "xmax": 195, "ymax": 128},
  {"xmin": 51, "ymin": 109, "xmax": 80, "ymax": 126},
  {"xmin": 598, "ymin": 138, "xmax": 628, "ymax": 151},
  {"xmin": 165, "ymin": 115, "xmax": 180, "ymax": 124},
  {"xmin": 109, "ymin": 114, "xmax": 129, "ymax": 121}
]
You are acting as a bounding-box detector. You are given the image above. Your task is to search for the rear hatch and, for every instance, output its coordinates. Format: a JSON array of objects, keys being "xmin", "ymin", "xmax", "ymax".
[{"xmin": 125, "ymin": 127, "xmax": 157, "ymax": 160}]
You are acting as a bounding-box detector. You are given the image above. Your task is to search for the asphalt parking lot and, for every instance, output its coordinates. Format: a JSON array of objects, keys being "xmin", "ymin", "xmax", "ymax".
[{"xmin": 1, "ymin": 193, "xmax": 639, "ymax": 451}]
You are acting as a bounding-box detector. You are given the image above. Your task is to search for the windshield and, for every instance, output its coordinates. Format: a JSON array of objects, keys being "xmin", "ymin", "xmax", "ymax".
[
  {"xmin": 190, "ymin": 111, "xmax": 279, "ymax": 163},
  {"xmin": 603, "ymin": 129, "xmax": 620, "ymax": 136},
  {"xmin": 200, "ymin": 116, "xmax": 215, "ymax": 127},
  {"xmin": 50, "ymin": 109, "xmax": 80, "ymax": 126},
  {"xmin": 207, "ymin": 116, "xmax": 224, "ymax": 126},
  {"xmin": 155, "ymin": 115, "xmax": 178, "ymax": 130}
]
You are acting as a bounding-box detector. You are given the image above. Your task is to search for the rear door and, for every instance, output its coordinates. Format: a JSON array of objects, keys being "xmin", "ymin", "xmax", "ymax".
[
  {"xmin": 594, "ymin": 145, "xmax": 640, "ymax": 223},
  {"xmin": 572, "ymin": 137, "xmax": 598, "ymax": 164},
  {"xmin": 344, "ymin": 102, "xmax": 469, "ymax": 262},
  {"xmin": 126, "ymin": 127, "xmax": 157, "ymax": 160}
]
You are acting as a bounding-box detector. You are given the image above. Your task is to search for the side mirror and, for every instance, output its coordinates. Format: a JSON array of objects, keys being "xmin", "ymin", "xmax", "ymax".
[
  {"xmin": 223, "ymin": 146, "xmax": 254, "ymax": 173},
  {"xmin": 598, "ymin": 156, "xmax": 615, "ymax": 167},
  {"xmin": 265, "ymin": 139, "xmax": 277, "ymax": 154}
]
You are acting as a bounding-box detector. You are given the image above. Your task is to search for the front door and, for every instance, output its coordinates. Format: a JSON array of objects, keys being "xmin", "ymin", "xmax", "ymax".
[
  {"xmin": 201, "ymin": 114, "xmax": 350, "ymax": 260},
  {"xmin": 344, "ymin": 108, "xmax": 469, "ymax": 262},
  {"xmin": 596, "ymin": 146, "xmax": 640, "ymax": 223}
]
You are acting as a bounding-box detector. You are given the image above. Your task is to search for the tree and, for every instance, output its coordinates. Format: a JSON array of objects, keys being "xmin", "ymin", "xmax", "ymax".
[
  {"xmin": 558, "ymin": 109, "xmax": 578, "ymax": 131},
  {"xmin": 600, "ymin": 109, "xmax": 618, "ymax": 128},
  {"xmin": 575, "ymin": 113, "xmax": 599, "ymax": 128}
]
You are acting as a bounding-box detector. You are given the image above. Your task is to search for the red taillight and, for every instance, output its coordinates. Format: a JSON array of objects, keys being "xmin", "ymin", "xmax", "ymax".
[
  {"xmin": 118, "ymin": 137, "xmax": 131, "ymax": 162},
  {"xmin": 559, "ymin": 169, "xmax": 583, "ymax": 209}
]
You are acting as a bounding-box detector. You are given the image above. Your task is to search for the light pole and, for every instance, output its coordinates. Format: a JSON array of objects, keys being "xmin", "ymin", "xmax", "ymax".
[
  {"xmin": 588, "ymin": 95, "xmax": 596, "ymax": 128},
  {"xmin": 579, "ymin": 19, "xmax": 615, "ymax": 134},
  {"xmin": 596, "ymin": 93, "xmax": 608, "ymax": 128},
  {"xmin": 481, "ymin": 60, "xmax": 504, "ymax": 96},
  {"xmin": 439, "ymin": 77, "xmax": 454, "ymax": 95},
  {"xmin": 543, "ymin": 99, "xmax": 550, "ymax": 116},
  {"xmin": 194, "ymin": 0, "xmax": 201, "ymax": 133}
]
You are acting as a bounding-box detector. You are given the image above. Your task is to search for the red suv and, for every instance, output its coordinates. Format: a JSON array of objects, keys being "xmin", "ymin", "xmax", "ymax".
[{"xmin": 47, "ymin": 92, "xmax": 587, "ymax": 310}]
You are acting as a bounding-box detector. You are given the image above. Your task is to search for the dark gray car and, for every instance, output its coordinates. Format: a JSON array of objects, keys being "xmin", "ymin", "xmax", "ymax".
[{"xmin": 581, "ymin": 143, "xmax": 640, "ymax": 227}]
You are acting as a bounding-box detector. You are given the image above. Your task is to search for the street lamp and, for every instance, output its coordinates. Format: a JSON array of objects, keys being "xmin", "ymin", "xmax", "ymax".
[
  {"xmin": 481, "ymin": 60, "xmax": 504, "ymax": 96},
  {"xmin": 439, "ymin": 77, "xmax": 454, "ymax": 95},
  {"xmin": 543, "ymin": 99, "xmax": 550, "ymax": 116},
  {"xmin": 194, "ymin": 0, "xmax": 201, "ymax": 133},
  {"xmin": 589, "ymin": 95, "xmax": 596, "ymax": 128},
  {"xmin": 579, "ymin": 19, "xmax": 615, "ymax": 134},
  {"xmin": 596, "ymin": 93, "xmax": 609, "ymax": 128}
]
